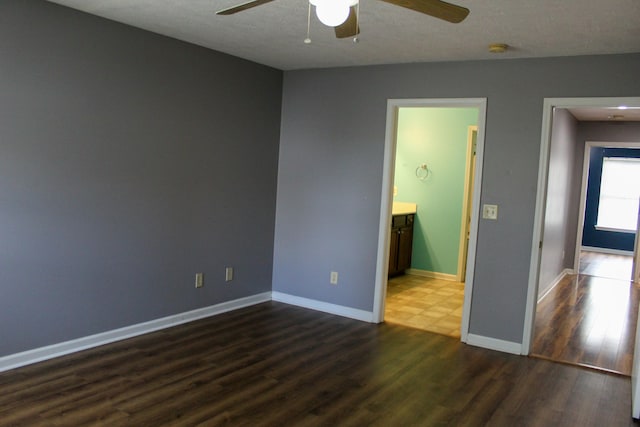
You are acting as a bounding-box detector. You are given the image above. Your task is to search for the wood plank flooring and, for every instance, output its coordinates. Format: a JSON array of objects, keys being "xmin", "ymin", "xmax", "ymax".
[
  {"xmin": 532, "ymin": 253, "xmax": 640, "ymax": 375},
  {"xmin": 0, "ymin": 302, "xmax": 635, "ymax": 426},
  {"xmin": 579, "ymin": 251, "xmax": 633, "ymax": 282}
]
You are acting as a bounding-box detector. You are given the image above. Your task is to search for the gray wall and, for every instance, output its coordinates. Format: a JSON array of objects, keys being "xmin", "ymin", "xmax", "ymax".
[
  {"xmin": 0, "ymin": 1, "xmax": 282, "ymax": 357},
  {"xmin": 578, "ymin": 122, "xmax": 640, "ymax": 145},
  {"xmin": 538, "ymin": 109, "xmax": 580, "ymax": 298},
  {"xmin": 274, "ymin": 54, "xmax": 640, "ymax": 344}
]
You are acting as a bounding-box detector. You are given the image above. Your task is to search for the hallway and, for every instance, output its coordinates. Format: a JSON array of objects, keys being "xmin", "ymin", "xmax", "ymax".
[{"xmin": 532, "ymin": 252, "xmax": 638, "ymax": 375}]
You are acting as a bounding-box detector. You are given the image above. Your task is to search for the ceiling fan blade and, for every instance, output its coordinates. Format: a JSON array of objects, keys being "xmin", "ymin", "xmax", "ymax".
[
  {"xmin": 335, "ymin": 6, "xmax": 360, "ymax": 38},
  {"xmin": 216, "ymin": 0, "xmax": 276, "ymax": 15},
  {"xmin": 378, "ymin": 0, "xmax": 469, "ymax": 23}
]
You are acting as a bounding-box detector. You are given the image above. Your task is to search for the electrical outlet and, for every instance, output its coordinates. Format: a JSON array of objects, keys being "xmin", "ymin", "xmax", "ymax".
[
  {"xmin": 225, "ymin": 267, "xmax": 233, "ymax": 282},
  {"xmin": 330, "ymin": 271, "xmax": 338, "ymax": 285},
  {"xmin": 482, "ymin": 204, "xmax": 498, "ymax": 220},
  {"xmin": 195, "ymin": 273, "xmax": 204, "ymax": 288}
]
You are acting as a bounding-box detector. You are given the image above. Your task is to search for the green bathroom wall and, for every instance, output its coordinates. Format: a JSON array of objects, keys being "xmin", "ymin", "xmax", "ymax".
[{"xmin": 394, "ymin": 107, "xmax": 478, "ymax": 275}]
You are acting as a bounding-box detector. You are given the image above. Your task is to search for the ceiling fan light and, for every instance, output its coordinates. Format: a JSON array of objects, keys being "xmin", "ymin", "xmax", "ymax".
[
  {"xmin": 316, "ymin": 2, "xmax": 350, "ymax": 27},
  {"xmin": 310, "ymin": 0, "xmax": 357, "ymax": 8}
]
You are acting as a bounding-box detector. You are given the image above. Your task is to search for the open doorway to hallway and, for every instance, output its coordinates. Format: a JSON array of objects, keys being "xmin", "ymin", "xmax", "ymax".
[
  {"xmin": 380, "ymin": 106, "xmax": 478, "ymax": 338},
  {"xmin": 525, "ymin": 97, "xmax": 640, "ymax": 375}
]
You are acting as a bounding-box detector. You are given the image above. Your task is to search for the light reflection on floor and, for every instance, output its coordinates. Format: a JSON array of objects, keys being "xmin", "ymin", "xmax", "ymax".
[
  {"xmin": 579, "ymin": 250, "xmax": 633, "ymax": 281},
  {"xmin": 533, "ymin": 251, "xmax": 639, "ymax": 375},
  {"xmin": 580, "ymin": 277, "xmax": 632, "ymax": 351}
]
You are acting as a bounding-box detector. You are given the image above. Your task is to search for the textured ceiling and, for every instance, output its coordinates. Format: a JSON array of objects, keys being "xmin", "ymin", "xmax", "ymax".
[{"xmin": 46, "ymin": 0, "xmax": 640, "ymax": 71}]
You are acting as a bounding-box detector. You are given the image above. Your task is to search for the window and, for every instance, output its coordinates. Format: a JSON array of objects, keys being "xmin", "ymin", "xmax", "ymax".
[{"xmin": 596, "ymin": 157, "xmax": 640, "ymax": 233}]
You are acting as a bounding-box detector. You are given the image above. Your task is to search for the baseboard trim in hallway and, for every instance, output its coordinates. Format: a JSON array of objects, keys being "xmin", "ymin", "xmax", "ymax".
[{"xmin": 538, "ymin": 268, "xmax": 574, "ymax": 303}]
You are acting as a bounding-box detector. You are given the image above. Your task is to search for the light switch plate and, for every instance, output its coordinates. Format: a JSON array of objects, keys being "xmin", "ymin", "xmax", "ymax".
[{"xmin": 482, "ymin": 204, "xmax": 498, "ymax": 220}]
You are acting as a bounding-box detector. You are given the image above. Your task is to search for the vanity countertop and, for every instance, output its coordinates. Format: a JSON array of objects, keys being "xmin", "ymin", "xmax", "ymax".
[{"xmin": 392, "ymin": 202, "xmax": 417, "ymax": 215}]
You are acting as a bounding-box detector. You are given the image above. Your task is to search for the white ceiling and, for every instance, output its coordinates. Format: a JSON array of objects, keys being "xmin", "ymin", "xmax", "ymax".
[
  {"xmin": 47, "ymin": 0, "xmax": 640, "ymax": 71},
  {"xmin": 569, "ymin": 107, "xmax": 640, "ymax": 122}
]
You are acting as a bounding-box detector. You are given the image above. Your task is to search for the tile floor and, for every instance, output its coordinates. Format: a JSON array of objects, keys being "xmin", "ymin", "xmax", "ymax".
[{"xmin": 384, "ymin": 274, "xmax": 465, "ymax": 338}]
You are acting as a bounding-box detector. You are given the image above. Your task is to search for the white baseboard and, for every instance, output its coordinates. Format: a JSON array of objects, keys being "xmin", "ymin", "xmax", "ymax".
[
  {"xmin": 406, "ymin": 268, "xmax": 458, "ymax": 282},
  {"xmin": 1, "ymin": 289, "xmax": 531, "ymax": 372},
  {"xmin": 271, "ymin": 291, "xmax": 374, "ymax": 323},
  {"xmin": 465, "ymin": 333, "xmax": 522, "ymax": 355},
  {"xmin": 582, "ymin": 246, "xmax": 633, "ymax": 256},
  {"xmin": 0, "ymin": 292, "xmax": 271, "ymax": 373},
  {"xmin": 538, "ymin": 268, "xmax": 573, "ymax": 303}
]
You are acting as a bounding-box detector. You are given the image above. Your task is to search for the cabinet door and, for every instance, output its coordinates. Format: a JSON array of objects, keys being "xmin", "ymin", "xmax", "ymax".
[
  {"xmin": 389, "ymin": 228, "xmax": 399, "ymax": 275},
  {"xmin": 397, "ymin": 226, "xmax": 413, "ymax": 272}
]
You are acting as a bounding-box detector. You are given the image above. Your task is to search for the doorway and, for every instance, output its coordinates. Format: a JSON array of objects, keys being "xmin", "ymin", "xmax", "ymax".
[
  {"xmin": 573, "ymin": 142, "xmax": 640, "ymax": 281},
  {"xmin": 384, "ymin": 116, "xmax": 476, "ymax": 337},
  {"xmin": 523, "ymin": 97, "xmax": 640, "ymax": 368},
  {"xmin": 372, "ymin": 98, "xmax": 487, "ymax": 344},
  {"xmin": 531, "ymin": 138, "xmax": 640, "ymax": 374},
  {"xmin": 575, "ymin": 142, "xmax": 640, "ymax": 283}
]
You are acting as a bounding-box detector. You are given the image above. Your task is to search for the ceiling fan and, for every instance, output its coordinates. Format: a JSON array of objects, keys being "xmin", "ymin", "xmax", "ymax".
[{"xmin": 216, "ymin": 0, "xmax": 469, "ymax": 39}]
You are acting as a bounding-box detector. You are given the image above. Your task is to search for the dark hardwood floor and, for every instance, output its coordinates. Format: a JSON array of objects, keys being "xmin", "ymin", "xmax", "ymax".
[
  {"xmin": 532, "ymin": 252, "xmax": 639, "ymax": 376},
  {"xmin": 1, "ymin": 302, "xmax": 636, "ymax": 426},
  {"xmin": 532, "ymin": 274, "xmax": 640, "ymax": 375}
]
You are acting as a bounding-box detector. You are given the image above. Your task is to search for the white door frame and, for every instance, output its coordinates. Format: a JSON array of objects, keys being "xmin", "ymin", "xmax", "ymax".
[
  {"xmin": 522, "ymin": 96, "xmax": 640, "ymax": 355},
  {"xmin": 457, "ymin": 126, "xmax": 478, "ymax": 281},
  {"xmin": 574, "ymin": 140, "xmax": 640, "ymax": 273},
  {"xmin": 634, "ymin": 203, "xmax": 640, "ymax": 284},
  {"xmin": 372, "ymin": 98, "xmax": 487, "ymax": 344}
]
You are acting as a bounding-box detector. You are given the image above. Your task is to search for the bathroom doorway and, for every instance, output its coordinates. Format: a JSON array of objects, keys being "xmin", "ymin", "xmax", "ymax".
[{"xmin": 372, "ymin": 99, "xmax": 487, "ymax": 344}]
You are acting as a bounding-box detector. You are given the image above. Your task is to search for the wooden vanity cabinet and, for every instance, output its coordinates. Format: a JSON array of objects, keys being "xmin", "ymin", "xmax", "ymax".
[{"xmin": 388, "ymin": 213, "xmax": 414, "ymax": 277}]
